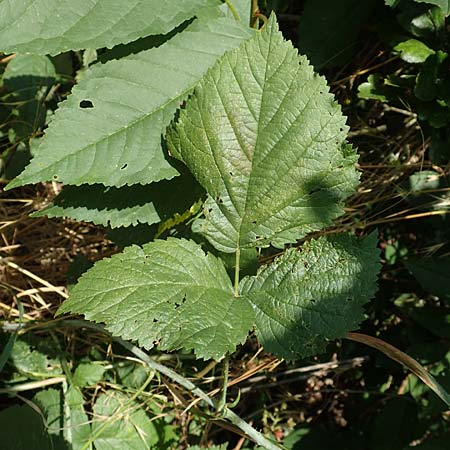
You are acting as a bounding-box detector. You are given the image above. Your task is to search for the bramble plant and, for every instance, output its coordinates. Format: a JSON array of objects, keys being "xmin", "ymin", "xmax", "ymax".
[{"xmin": 0, "ymin": 0, "xmax": 393, "ymax": 448}]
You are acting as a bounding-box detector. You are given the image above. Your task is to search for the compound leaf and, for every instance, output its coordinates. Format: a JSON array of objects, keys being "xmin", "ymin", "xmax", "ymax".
[
  {"xmin": 0, "ymin": 0, "xmax": 221, "ymax": 55},
  {"xmin": 240, "ymin": 233, "xmax": 380, "ymax": 359},
  {"xmin": 57, "ymin": 238, "xmax": 254, "ymax": 360},
  {"xmin": 168, "ymin": 14, "xmax": 359, "ymax": 253},
  {"xmin": 7, "ymin": 17, "xmax": 255, "ymax": 189}
]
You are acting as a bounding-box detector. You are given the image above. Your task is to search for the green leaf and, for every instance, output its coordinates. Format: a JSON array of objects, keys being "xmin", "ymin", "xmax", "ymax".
[
  {"xmin": 415, "ymin": 51, "xmax": 448, "ymax": 101},
  {"xmin": 405, "ymin": 256, "xmax": 450, "ymax": 298},
  {"xmin": 10, "ymin": 337, "xmax": 62, "ymax": 378},
  {"xmin": 298, "ymin": 0, "xmax": 377, "ymax": 69},
  {"xmin": 57, "ymin": 239, "xmax": 254, "ymax": 360},
  {"xmin": 90, "ymin": 391, "xmax": 159, "ymax": 450},
  {"xmin": 0, "ymin": 0, "xmax": 221, "ymax": 55},
  {"xmin": 358, "ymin": 74, "xmax": 397, "ymax": 102},
  {"xmin": 0, "ymin": 404, "xmax": 54, "ymax": 450},
  {"xmin": 385, "ymin": 0, "xmax": 401, "ymax": 6},
  {"xmin": 240, "ymin": 234, "xmax": 380, "ymax": 359},
  {"xmin": 408, "ymin": 170, "xmax": 440, "ymax": 193},
  {"xmin": 2, "ymin": 54, "xmax": 56, "ymax": 142},
  {"xmin": 32, "ymin": 169, "xmax": 203, "ymax": 228},
  {"xmin": 168, "ymin": 15, "xmax": 359, "ymax": 253},
  {"xmin": 394, "ymin": 39, "xmax": 435, "ymax": 63},
  {"xmin": 6, "ymin": 17, "xmax": 255, "ymax": 190},
  {"xmin": 72, "ymin": 362, "xmax": 106, "ymax": 387},
  {"xmin": 34, "ymin": 387, "xmax": 91, "ymax": 449},
  {"xmin": 415, "ymin": 0, "xmax": 450, "ymax": 15}
]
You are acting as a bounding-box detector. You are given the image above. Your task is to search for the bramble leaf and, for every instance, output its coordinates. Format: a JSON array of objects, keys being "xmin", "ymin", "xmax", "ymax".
[
  {"xmin": 91, "ymin": 391, "xmax": 158, "ymax": 450},
  {"xmin": 32, "ymin": 170, "xmax": 203, "ymax": 228},
  {"xmin": 6, "ymin": 17, "xmax": 254, "ymax": 189},
  {"xmin": 35, "ymin": 387, "xmax": 91, "ymax": 448},
  {"xmin": 0, "ymin": 0, "xmax": 221, "ymax": 55},
  {"xmin": 57, "ymin": 239, "xmax": 254, "ymax": 360},
  {"xmin": 240, "ymin": 234, "xmax": 380, "ymax": 359},
  {"xmin": 168, "ymin": 15, "xmax": 359, "ymax": 253}
]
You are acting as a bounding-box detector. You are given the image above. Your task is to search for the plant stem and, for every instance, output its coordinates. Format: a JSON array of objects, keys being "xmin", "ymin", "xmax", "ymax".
[
  {"xmin": 122, "ymin": 340, "xmax": 285, "ymax": 450},
  {"xmin": 218, "ymin": 355, "xmax": 229, "ymax": 411},
  {"xmin": 250, "ymin": 0, "xmax": 259, "ymax": 28},
  {"xmin": 224, "ymin": 0, "xmax": 240, "ymax": 21},
  {"xmin": 234, "ymin": 246, "xmax": 240, "ymax": 297},
  {"xmin": 42, "ymin": 320, "xmax": 285, "ymax": 449}
]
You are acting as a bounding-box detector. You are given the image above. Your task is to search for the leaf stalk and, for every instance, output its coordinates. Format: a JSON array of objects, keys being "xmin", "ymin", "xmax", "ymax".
[
  {"xmin": 250, "ymin": 0, "xmax": 259, "ymax": 28},
  {"xmin": 224, "ymin": 0, "xmax": 240, "ymax": 21}
]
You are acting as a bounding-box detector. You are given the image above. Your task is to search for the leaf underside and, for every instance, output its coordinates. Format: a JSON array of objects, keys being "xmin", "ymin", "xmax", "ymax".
[
  {"xmin": 7, "ymin": 17, "xmax": 255, "ymax": 189},
  {"xmin": 241, "ymin": 233, "xmax": 380, "ymax": 359},
  {"xmin": 57, "ymin": 239, "xmax": 254, "ymax": 360},
  {"xmin": 0, "ymin": 0, "xmax": 221, "ymax": 55},
  {"xmin": 168, "ymin": 14, "xmax": 359, "ymax": 253}
]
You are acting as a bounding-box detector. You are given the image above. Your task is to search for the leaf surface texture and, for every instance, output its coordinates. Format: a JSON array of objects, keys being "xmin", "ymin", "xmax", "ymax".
[
  {"xmin": 0, "ymin": 0, "xmax": 221, "ymax": 55},
  {"xmin": 168, "ymin": 15, "xmax": 359, "ymax": 252},
  {"xmin": 58, "ymin": 239, "xmax": 254, "ymax": 360},
  {"xmin": 7, "ymin": 17, "xmax": 255, "ymax": 189},
  {"xmin": 240, "ymin": 234, "xmax": 380, "ymax": 359}
]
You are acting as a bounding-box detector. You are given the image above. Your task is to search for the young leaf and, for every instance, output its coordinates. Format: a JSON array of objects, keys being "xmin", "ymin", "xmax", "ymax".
[
  {"xmin": 168, "ymin": 15, "xmax": 359, "ymax": 253},
  {"xmin": 240, "ymin": 233, "xmax": 380, "ymax": 359},
  {"xmin": 57, "ymin": 239, "xmax": 254, "ymax": 360},
  {"xmin": 394, "ymin": 39, "xmax": 435, "ymax": 63},
  {"xmin": 35, "ymin": 387, "xmax": 91, "ymax": 449},
  {"xmin": 6, "ymin": 17, "xmax": 255, "ymax": 189},
  {"xmin": 0, "ymin": 0, "xmax": 221, "ymax": 55},
  {"xmin": 91, "ymin": 391, "xmax": 159, "ymax": 450}
]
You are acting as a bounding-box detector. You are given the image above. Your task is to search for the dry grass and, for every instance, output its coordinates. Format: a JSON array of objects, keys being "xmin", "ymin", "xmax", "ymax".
[{"xmin": 0, "ymin": 182, "xmax": 116, "ymax": 322}]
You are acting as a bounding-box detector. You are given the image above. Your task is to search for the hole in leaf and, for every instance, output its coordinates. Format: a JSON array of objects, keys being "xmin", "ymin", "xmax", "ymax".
[
  {"xmin": 79, "ymin": 100, "xmax": 94, "ymax": 108},
  {"xmin": 304, "ymin": 262, "xmax": 309, "ymax": 269},
  {"xmin": 153, "ymin": 339, "xmax": 160, "ymax": 346},
  {"xmin": 310, "ymin": 298, "xmax": 316, "ymax": 303},
  {"xmin": 53, "ymin": 175, "xmax": 58, "ymax": 180},
  {"xmin": 229, "ymin": 171, "xmax": 234, "ymax": 176},
  {"xmin": 153, "ymin": 318, "xmax": 158, "ymax": 323},
  {"xmin": 120, "ymin": 163, "xmax": 128, "ymax": 170},
  {"xmin": 174, "ymin": 302, "xmax": 181, "ymax": 309}
]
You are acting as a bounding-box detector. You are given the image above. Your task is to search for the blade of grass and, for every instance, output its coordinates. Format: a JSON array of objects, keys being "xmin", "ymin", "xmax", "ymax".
[{"xmin": 346, "ymin": 332, "xmax": 450, "ymax": 408}]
